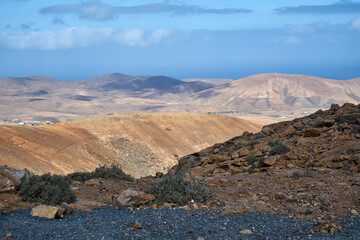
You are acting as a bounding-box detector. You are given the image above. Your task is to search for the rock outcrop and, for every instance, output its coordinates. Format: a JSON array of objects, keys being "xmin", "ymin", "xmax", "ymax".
[
  {"xmin": 116, "ymin": 189, "xmax": 155, "ymax": 207},
  {"xmin": 0, "ymin": 166, "xmax": 33, "ymax": 193},
  {"xmin": 178, "ymin": 103, "xmax": 360, "ymax": 177}
]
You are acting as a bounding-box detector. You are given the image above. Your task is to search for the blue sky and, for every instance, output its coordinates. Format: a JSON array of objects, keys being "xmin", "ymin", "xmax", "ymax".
[{"xmin": 0, "ymin": 0, "xmax": 360, "ymax": 80}]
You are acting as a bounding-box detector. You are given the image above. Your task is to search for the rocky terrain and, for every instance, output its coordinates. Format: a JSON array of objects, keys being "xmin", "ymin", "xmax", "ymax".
[
  {"xmin": 0, "ymin": 103, "xmax": 359, "ymax": 239},
  {"xmin": 0, "ymin": 113, "xmax": 260, "ymax": 178},
  {"xmin": 1, "ymin": 73, "xmax": 359, "ymax": 122},
  {"xmin": 170, "ymin": 103, "xmax": 360, "ymax": 220}
]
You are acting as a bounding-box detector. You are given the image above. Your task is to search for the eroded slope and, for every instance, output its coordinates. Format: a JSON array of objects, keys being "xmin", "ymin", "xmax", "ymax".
[{"xmin": 0, "ymin": 113, "xmax": 261, "ymax": 178}]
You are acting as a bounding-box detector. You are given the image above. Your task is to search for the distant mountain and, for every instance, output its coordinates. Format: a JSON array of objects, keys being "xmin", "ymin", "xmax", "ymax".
[
  {"xmin": 0, "ymin": 75, "xmax": 69, "ymax": 90},
  {"xmin": 182, "ymin": 78, "xmax": 234, "ymax": 86},
  {"xmin": 79, "ymin": 73, "xmax": 213, "ymax": 94},
  {"xmin": 192, "ymin": 73, "xmax": 360, "ymax": 111},
  {"xmin": 0, "ymin": 72, "xmax": 359, "ymax": 122}
]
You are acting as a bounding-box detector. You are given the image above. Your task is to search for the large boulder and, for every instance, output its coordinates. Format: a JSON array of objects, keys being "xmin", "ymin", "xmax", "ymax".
[
  {"xmin": 116, "ymin": 189, "xmax": 155, "ymax": 207},
  {"xmin": 30, "ymin": 205, "xmax": 65, "ymax": 219},
  {"xmin": 0, "ymin": 166, "xmax": 33, "ymax": 193}
]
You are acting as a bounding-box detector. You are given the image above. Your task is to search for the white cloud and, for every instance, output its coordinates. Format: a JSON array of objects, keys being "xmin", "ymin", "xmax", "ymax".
[
  {"xmin": 0, "ymin": 27, "xmax": 172, "ymax": 50},
  {"xmin": 351, "ymin": 16, "xmax": 360, "ymax": 30}
]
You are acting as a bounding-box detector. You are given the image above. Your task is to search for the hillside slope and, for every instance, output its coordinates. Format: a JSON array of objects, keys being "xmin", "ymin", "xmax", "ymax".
[
  {"xmin": 0, "ymin": 113, "xmax": 261, "ymax": 178},
  {"xmin": 192, "ymin": 73, "xmax": 360, "ymax": 111}
]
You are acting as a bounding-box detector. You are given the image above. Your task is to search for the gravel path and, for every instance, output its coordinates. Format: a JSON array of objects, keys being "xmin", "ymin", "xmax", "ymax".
[{"xmin": 0, "ymin": 208, "xmax": 359, "ymax": 239}]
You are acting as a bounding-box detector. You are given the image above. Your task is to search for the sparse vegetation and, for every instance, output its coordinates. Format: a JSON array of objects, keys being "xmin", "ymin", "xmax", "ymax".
[
  {"xmin": 245, "ymin": 155, "xmax": 265, "ymax": 174},
  {"xmin": 338, "ymin": 114, "xmax": 359, "ymax": 125},
  {"xmin": 246, "ymin": 155, "xmax": 258, "ymax": 165},
  {"xmin": 269, "ymin": 142, "xmax": 290, "ymax": 156},
  {"xmin": 309, "ymin": 109, "xmax": 324, "ymax": 119},
  {"xmin": 291, "ymin": 170, "xmax": 314, "ymax": 179},
  {"xmin": 352, "ymin": 125, "xmax": 360, "ymax": 134},
  {"xmin": 67, "ymin": 164, "xmax": 134, "ymax": 182},
  {"xmin": 19, "ymin": 174, "xmax": 76, "ymax": 205},
  {"xmin": 146, "ymin": 162, "xmax": 212, "ymax": 205}
]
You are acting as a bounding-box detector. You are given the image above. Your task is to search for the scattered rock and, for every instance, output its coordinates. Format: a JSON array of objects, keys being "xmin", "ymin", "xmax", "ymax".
[
  {"xmin": 116, "ymin": 189, "xmax": 155, "ymax": 207},
  {"xmin": 85, "ymin": 179, "xmax": 101, "ymax": 186},
  {"xmin": 4, "ymin": 233, "xmax": 13, "ymax": 238},
  {"xmin": 58, "ymin": 202, "xmax": 73, "ymax": 216},
  {"xmin": 132, "ymin": 221, "xmax": 142, "ymax": 229},
  {"xmin": 275, "ymin": 192, "xmax": 288, "ymax": 200},
  {"xmin": 0, "ymin": 166, "xmax": 33, "ymax": 193},
  {"xmin": 30, "ymin": 205, "xmax": 65, "ymax": 219},
  {"xmin": 263, "ymin": 156, "xmax": 278, "ymax": 166},
  {"xmin": 261, "ymin": 126, "xmax": 274, "ymax": 136},
  {"xmin": 350, "ymin": 209, "xmax": 358, "ymax": 215},
  {"xmin": 303, "ymin": 128, "xmax": 320, "ymax": 137},
  {"xmin": 239, "ymin": 229, "xmax": 253, "ymax": 234}
]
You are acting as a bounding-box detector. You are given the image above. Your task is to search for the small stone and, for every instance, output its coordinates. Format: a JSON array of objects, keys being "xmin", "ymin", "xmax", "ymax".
[
  {"xmin": 329, "ymin": 227, "xmax": 336, "ymax": 235},
  {"xmin": 350, "ymin": 209, "xmax": 358, "ymax": 215},
  {"xmin": 320, "ymin": 229, "xmax": 329, "ymax": 234},
  {"xmin": 183, "ymin": 205, "xmax": 191, "ymax": 211},
  {"xmin": 239, "ymin": 229, "xmax": 253, "ymax": 234},
  {"xmin": 58, "ymin": 202, "xmax": 73, "ymax": 216},
  {"xmin": 192, "ymin": 203, "xmax": 200, "ymax": 210},
  {"xmin": 231, "ymin": 151, "xmax": 239, "ymax": 159},
  {"xmin": 4, "ymin": 233, "xmax": 13, "ymax": 238},
  {"xmin": 85, "ymin": 179, "xmax": 101, "ymax": 186},
  {"xmin": 117, "ymin": 189, "xmax": 155, "ymax": 207},
  {"xmin": 197, "ymin": 237, "xmax": 205, "ymax": 240},
  {"xmin": 305, "ymin": 209, "xmax": 312, "ymax": 215},
  {"xmin": 261, "ymin": 126, "xmax": 274, "ymax": 136},
  {"xmin": 275, "ymin": 192, "xmax": 288, "ymax": 200},
  {"xmin": 263, "ymin": 156, "xmax": 277, "ymax": 166},
  {"xmin": 303, "ymin": 128, "xmax": 320, "ymax": 137},
  {"xmin": 287, "ymin": 163, "xmax": 295, "ymax": 168},
  {"xmin": 235, "ymin": 206, "xmax": 245, "ymax": 214},
  {"xmin": 293, "ymin": 121, "xmax": 304, "ymax": 129},
  {"xmin": 132, "ymin": 221, "xmax": 142, "ymax": 229}
]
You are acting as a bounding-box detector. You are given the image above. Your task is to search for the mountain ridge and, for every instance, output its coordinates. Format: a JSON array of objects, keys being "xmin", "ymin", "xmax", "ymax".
[{"xmin": 0, "ymin": 72, "xmax": 359, "ymax": 122}]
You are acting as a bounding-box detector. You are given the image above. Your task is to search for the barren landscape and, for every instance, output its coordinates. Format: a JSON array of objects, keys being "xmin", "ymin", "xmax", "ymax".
[
  {"xmin": 1, "ymin": 103, "xmax": 359, "ymax": 239},
  {"xmin": 1, "ymin": 73, "xmax": 359, "ymax": 123}
]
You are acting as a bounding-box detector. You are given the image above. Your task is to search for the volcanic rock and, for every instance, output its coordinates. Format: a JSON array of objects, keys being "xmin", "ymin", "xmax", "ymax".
[
  {"xmin": 0, "ymin": 166, "xmax": 33, "ymax": 193},
  {"xmin": 116, "ymin": 189, "xmax": 155, "ymax": 207}
]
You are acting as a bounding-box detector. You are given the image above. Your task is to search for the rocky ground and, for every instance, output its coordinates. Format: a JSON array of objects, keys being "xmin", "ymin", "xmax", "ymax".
[
  {"xmin": 1, "ymin": 103, "xmax": 360, "ymax": 239},
  {"xmin": 1, "ymin": 207, "xmax": 359, "ymax": 240}
]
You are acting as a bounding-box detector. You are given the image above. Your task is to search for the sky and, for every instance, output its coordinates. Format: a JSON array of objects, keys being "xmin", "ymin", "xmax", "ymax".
[{"xmin": 0, "ymin": 0, "xmax": 360, "ymax": 81}]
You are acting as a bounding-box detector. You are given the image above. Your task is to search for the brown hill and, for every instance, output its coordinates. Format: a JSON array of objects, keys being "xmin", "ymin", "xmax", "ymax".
[
  {"xmin": 192, "ymin": 73, "xmax": 360, "ymax": 111},
  {"xmin": 0, "ymin": 113, "xmax": 261, "ymax": 178}
]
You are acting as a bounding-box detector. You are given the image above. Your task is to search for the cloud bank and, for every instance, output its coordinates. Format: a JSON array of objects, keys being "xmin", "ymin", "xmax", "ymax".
[
  {"xmin": 0, "ymin": 27, "xmax": 171, "ymax": 50},
  {"xmin": 274, "ymin": 1, "xmax": 360, "ymax": 14},
  {"xmin": 40, "ymin": 1, "xmax": 253, "ymax": 21}
]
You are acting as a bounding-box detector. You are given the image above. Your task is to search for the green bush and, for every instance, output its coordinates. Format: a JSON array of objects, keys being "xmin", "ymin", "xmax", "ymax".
[
  {"xmin": 67, "ymin": 164, "xmax": 134, "ymax": 182},
  {"xmin": 19, "ymin": 174, "xmax": 76, "ymax": 205},
  {"xmin": 146, "ymin": 164, "xmax": 212, "ymax": 205}
]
